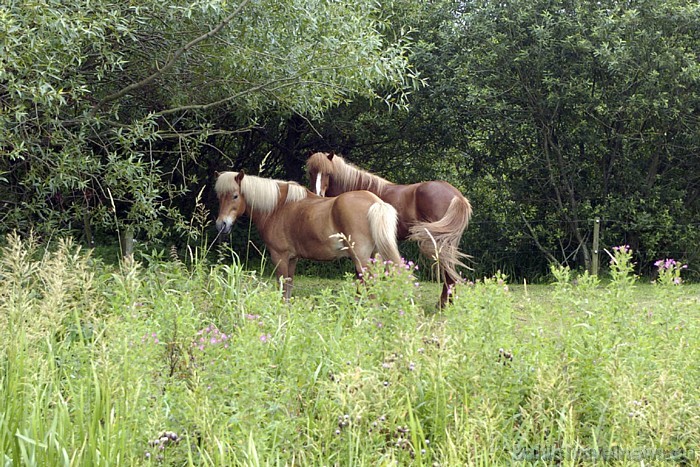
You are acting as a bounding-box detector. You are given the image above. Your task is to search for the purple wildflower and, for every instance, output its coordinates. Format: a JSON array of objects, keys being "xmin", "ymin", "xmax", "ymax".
[{"xmin": 654, "ymin": 257, "xmax": 688, "ymax": 285}]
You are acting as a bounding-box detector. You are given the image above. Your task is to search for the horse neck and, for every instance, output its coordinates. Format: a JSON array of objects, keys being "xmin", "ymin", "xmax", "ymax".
[
  {"xmin": 245, "ymin": 180, "xmax": 300, "ymax": 227},
  {"xmin": 333, "ymin": 166, "xmax": 391, "ymax": 195}
]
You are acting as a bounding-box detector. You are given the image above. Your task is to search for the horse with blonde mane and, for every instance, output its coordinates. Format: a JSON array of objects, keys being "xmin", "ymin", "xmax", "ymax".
[
  {"xmin": 306, "ymin": 152, "xmax": 472, "ymax": 307},
  {"xmin": 215, "ymin": 170, "xmax": 401, "ymax": 300}
]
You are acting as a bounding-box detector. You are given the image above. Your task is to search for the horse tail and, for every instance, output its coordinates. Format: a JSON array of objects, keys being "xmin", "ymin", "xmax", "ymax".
[
  {"xmin": 407, "ymin": 196, "xmax": 473, "ymax": 281},
  {"xmin": 367, "ymin": 201, "xmax": 402, "ymax": 265}
]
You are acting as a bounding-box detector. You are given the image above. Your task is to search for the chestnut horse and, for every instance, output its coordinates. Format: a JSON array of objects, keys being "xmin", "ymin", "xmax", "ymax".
[
  {"xmin": 215, "ymin": 171, "xmax": 401, "ymax": 300},
  {"xmin": 306, "ymin": 152, "xmax": 472, "ymax": 307}
]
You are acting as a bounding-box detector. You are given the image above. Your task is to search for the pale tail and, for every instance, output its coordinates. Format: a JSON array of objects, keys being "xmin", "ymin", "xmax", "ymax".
[
  {"xmin": 407, "ymin": 196, "xmax": 473, "ymax": 281},
  {"xmin": 367, "ymin": 202, "xmax": 402, "ymax": 265}
]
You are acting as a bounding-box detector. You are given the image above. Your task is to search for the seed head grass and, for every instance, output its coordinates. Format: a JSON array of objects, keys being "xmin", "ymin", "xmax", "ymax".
[{"xmin": 0, "ymin": 234, "xmax": 698, "ymax": 465}]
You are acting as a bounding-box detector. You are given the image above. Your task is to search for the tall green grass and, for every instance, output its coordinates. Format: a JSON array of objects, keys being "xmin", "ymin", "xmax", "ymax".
[{"xmin": 0, "ymin": 233, "xmax": 698, "ymax": 465}]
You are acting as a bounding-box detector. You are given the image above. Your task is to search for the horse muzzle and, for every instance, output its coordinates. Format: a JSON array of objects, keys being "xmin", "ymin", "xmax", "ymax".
[{"xmin": 216, "ymin": 217, "xmax": 234, "ymax": 234}]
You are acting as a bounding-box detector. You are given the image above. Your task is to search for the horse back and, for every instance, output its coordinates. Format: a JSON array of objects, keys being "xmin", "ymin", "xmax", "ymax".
[{"xmin": 330, "ymin": 190, "xmax": 382, "ymax": 228}]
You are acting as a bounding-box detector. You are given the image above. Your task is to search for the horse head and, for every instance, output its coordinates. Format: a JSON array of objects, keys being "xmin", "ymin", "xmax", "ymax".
[
  {"xmin": 307, "ymin": 152, "xmax": 335, "ymax": 196},
  {"xmin": 215, "ymin": 171, "xmax": 246, "ymax": 234}
]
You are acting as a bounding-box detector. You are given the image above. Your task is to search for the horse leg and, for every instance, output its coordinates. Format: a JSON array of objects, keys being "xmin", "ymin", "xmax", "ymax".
[
  {"xmin": 352, "ymin": 244, "xmax": 376, "ymax": 297},
  {"xmin": 440, "ymin": 272, "xmax": 456, "ymax": 308},
  {"xmin": 285, "ymin": 258, "xmax": 298, "ymax": 300},
  {"xmin": 270, "ymin": 252, "xmax": 292, "ymax": 300}
]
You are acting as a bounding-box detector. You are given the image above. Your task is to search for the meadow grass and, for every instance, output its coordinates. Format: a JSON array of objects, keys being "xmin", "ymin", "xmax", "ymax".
[{"xmin": 0, "ymin": 233, "xmax": 698, "ymax": 466}]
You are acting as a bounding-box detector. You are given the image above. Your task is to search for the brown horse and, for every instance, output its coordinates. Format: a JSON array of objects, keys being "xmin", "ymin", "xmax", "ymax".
[
  {"xmin": 306, "ymin": 152, "xmax": 472, "ymax": 307},
  {"xmin": 215, "ymin": 171, "xmax": 401, "ymax": 300}
]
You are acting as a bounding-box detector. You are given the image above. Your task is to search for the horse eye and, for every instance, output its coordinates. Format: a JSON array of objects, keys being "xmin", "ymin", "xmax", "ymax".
[{"xmin": 233, "ymin": 194, "xmax": 239, "ymax": 200}]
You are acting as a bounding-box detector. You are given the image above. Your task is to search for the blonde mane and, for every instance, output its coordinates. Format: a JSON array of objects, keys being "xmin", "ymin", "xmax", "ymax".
[
  {"xmin": 215, "ymin": 172, "xmax": 308, "ymax": 213},
  {"xmin": 307, "ymin": 152, "xmax": 392, "ymax": 194}
]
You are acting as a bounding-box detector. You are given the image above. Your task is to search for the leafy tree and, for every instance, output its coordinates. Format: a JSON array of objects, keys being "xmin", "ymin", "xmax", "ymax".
[
  {"xmin": 450, "ymin": 0, "xmax": 700, "ymax": 272},
  {"xmin": 0, "ymin": 0, "xmax": 419, "ymax": 245},
  {"xmin": 298, "ymin": 0, "xmax": 700, "ymax": 277}
]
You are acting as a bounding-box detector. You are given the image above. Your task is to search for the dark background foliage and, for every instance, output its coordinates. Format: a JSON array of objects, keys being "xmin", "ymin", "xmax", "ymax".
[{"xmin": 2, "ymin": 0, "xmax": 698, "ymax": 280}]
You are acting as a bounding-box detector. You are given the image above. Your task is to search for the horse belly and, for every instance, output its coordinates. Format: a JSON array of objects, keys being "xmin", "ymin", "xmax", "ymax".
[
  {"xmin": 284, "ymin": 206, "xmax": 345, "ymax": 261},
  {"xmin": 290, "ymin": 230, "xmax": 344, "ymax": 261}
]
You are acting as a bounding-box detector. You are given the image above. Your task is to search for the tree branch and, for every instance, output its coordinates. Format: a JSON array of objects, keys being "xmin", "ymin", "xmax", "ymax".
[
  {"xmin": 158, "ymin": 80, "xmax": 291, "ymax": 116},
  {"xmin": 92, "ymin": 0, "xmax": 251, "ymax": 113},
  {"xmin": 520, "ymin": 212, "xmax": 559, "ymax": 265},
  {"xmin": 156, "ymin": 78, "xmax": 341, "ymax": 116}
]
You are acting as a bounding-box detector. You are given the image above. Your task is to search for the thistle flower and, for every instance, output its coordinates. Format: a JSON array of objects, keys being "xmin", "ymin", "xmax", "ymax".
[
  {"xmin": 654, "ymin": 257, "xmax": 688, "ymax": 286},
  {"xmin": 613, "ymin": 245, "xmax": 630, "ymax": 254}
]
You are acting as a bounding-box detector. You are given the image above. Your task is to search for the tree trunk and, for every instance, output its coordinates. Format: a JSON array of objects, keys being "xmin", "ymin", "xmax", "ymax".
[
  {"xmin": 543, "ymin": 126, "xmax": 592, "ymax": 270},
  {"xmin": 83, "ymin": 208, "xmax": 94, "ymax": 248},
  {"xmin": 280, "ymin": 114, "xmax": 307, "ymax": 182},
  {"xmin": 120, "ymin": 227, "xmax": 134, "ymax": 258}
]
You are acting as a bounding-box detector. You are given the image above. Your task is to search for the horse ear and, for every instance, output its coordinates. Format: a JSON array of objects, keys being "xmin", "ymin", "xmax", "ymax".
[
  {"xmin": 214, "ymin": 171, "xmax": 220, "ymax": 178},
  {"xmin": 327, "ymin": 152, "xmax": 335, "ymax": 161},
  {"xmin": 235, "ymin": 170, "xmax": 245, "ymax": 184}
]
